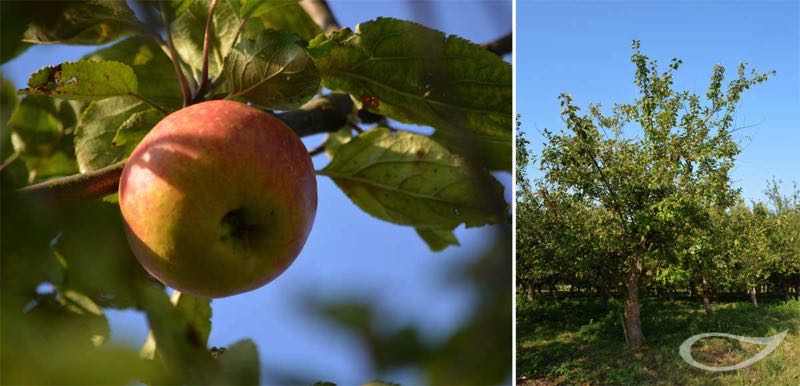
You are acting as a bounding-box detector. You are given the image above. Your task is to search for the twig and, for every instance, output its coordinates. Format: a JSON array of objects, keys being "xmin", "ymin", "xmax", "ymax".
[
  {"xmin": 17, "ymin": 161, "xmax": 126, "ymax": 201},
  {"xmin": 193, "ymin": 0, "xmax": 219, "ymax": 102},
  {"xmin": 0, "ymin": 152, "xmax": 20, "ymax": 173},
  {"xmin": 160, "ymin": 0, "xmax": 193, "ymax": 107},
  {"xmin": 482, "ymin": 31, "xmax": 512, "ymax": 57},
  {"xmin": 308, "ymin": 143, "xmax": 326, "ymax": 157},
  {"xmin": 278, "ymin": 93, "xmax": 355, "ymax": 137},
  {"xmin": 17, "ymin": 94, "xmax": 356, "ymax": 200},
  {"xmin": 300, "ymin": 0, "xmax": 340, "ymax": 32}
]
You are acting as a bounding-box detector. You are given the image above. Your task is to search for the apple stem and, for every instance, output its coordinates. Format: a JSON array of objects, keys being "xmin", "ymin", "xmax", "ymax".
[
  {"xmin": 159, "ymin": 0, "xmax": 194, "ymax": 107},
  {"xmin": 193, "ymin": 0, "xmax": 219, "ymax": 104}
]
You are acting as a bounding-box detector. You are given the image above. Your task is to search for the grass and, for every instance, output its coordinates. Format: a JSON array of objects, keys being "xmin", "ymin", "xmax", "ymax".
[{"xmin": 516, "ymin": 296, "xmax": 800, "ymax": 385}]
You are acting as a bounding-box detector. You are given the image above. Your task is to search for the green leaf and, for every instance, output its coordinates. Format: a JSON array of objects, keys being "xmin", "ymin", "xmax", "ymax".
[
  {"xmin": 254, "ymin": 1, "xmax": 322, "ymax": 41},
  {"xmin": 308, "ymin": 18, "xmax": 512, "ymax": 138},
  {"xmin": 416, "ymin": 228, "xmax": 460, "ymax": 252},
  {"xmin": 20, "ymin": 0, "xmax": 145, "ymax": 45},
  {"xmin": 50, "ymin": 201, "xmax": 155, "ymax": 309},
  {"xmin": 171, "ymin": 0, "xmax": 244, "ymax": 78},
  {"xmin": 136, "ymin": 285, "xmax": 218, "ymax": 385},
  {"xmin": 1, "ymin": 72, "xmax": 21, "ymax": 180},
  {"xmin": 218, "ymin": 339, "xmax": 260, "ymax": 385},
  {"xmin": 83, "ymin": 37, "xmax": 183, "ymax": 109},
  {"xmin": 221, "ymin": 29, "xmax": 320, "ymax": 110},
  {"xmin": 432, "ymin": 130, "xmax": 511, "ymax": 171},
  {"xmin": 0, "ymin": 2, "xmax": 32, "ymax": 63},
  {"xmin": 8, "ymin": 96, "xmax": 80, "ymax": 180},
  {"xmin": 20, "ymin": 60, "xmax": 138, "ymax": 100},
  {"xmin": 1, "ymin": 72, "xmax": 18, "ymax": 133},
  {"xmin": 323, "ymin": 127, "xmax": 354, "ymax": 158},
  {"xmin": 241, "ymin": 0, "xmax": 293, "ymax": 18},
  {"xmin": 319, "ymin": 127, "xmax": 507, "ymax": 230},
  {"xmin": 24, "ymin": 291, "xmax": 109, "ymax": 352},
  {"xmin": 171, "ymin": 291, "xmax": 212, "ymax": 346},
  {"xmin": 74, "ymin": 97, "xmax": 153, "ymax": 172},
  {"xmin": 169, "ymin": 0, "xmax": 197, "ymax": 17},
  {"xmin": 112, "ymin": 109, "xmax": 164, "ymax": 155}
]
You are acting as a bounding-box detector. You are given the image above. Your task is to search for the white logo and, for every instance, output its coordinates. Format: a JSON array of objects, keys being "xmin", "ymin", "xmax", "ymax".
[{"xmin": 679, "ymin": 330, "xmax": 788, "ymax": 372}]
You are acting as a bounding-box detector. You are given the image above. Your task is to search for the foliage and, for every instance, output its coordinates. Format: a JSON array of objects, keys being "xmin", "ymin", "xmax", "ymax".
[{"xmin": 1, "ymin": 1, "xmax": 511, "ymax": 384}]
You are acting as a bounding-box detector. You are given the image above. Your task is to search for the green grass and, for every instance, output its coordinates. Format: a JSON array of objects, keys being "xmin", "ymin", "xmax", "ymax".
[{"xmin": 517, "ymin": 296, "xmax": 800, "ymax": 385}]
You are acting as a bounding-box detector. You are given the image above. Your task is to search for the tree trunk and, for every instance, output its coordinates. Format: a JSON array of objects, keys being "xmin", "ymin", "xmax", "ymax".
[
  {"xmin": 598, "ymin": 284, "xmax": 610, "ymax": 307},
  {"xmin": 688, "ymin": 280, "xmax": 695, "ymax": 299},
  {"xmin": 668, "ymin": 287, "xmax": 674, "ymax": 304},
  {"xmin": 701, "ymin": 277, "xmax": 713, "ymax": 319},
  {"xmin": 750, "ymin": 286, "xmax": 759, "ymax": 307},
  {"xmin": 624, "ymin": 257, "xmax": 644, "ymax": 350},
  {"xmin": 550, "ymin": 281, "xmax": 558, "ymax": 302},
  {"xmin": 794, "ymin": 274, "xmax": 799, "ymax": 300}
]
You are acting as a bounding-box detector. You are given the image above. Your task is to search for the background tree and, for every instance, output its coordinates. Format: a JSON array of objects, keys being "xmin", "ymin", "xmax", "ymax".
[{"xmin": 533, "ymin": 40, "xmax": 772, "ymax": 350}]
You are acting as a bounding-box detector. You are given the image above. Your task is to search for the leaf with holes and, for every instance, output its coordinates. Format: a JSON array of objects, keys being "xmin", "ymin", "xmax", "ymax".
[
  {"xmin": 20, "ymin": 60, "xmax": 138, "ymax": 100},
  {"xmin": 308, "ymin": 18, "xmax": 512, "ymax": 139},
  {"xmin": 319, "ymin": 127, "xmax": 507, "ymax": 232},
  {"xmin": 221, "ymin": 29, "xmax": 320, "ymax": 109},
  {"xmin": 83, "ymin": 37, "xmax": 183, "ymax": 110}
]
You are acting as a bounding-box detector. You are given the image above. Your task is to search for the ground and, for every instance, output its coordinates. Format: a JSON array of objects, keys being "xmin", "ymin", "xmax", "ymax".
[{"xmin": 516, "ymin": 295, "xmax": 800, "ymax": 385}]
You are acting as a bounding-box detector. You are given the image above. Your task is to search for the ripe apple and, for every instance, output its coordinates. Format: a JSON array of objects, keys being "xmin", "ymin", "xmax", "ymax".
[{"xmin": 118, "ymin": 100, "xmax": 317, "ymax": 298}]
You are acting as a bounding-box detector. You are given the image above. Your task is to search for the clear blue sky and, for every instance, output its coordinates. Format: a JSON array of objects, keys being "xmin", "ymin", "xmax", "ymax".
[
  {"xmin": 517, "ymin": 0, "xmax": 799, "ymax": 202},
  {"xmin": 1, "ymin": 1, "xmax": 511, "ymax": 385}
]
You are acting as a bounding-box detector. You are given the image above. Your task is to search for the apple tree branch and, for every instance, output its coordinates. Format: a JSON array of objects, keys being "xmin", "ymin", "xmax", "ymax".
[{"xmin": 16, "ymin": 94, "xmax": 355, "ymax": 201}]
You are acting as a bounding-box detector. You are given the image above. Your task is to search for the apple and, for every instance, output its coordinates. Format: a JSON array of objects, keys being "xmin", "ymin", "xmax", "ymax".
[{"xmin": 118, "ymin": 100, "xmax": 317, "ymax": 298}]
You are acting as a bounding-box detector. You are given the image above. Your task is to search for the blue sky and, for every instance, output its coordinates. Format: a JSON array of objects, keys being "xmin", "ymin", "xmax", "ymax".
[
  {"xmin": 1, "ymin": 1, "xmax": 511, "ymax": 385},
  {"xmin": 517, "ymin": 0, "xmax": 799, "ymax": 202}
]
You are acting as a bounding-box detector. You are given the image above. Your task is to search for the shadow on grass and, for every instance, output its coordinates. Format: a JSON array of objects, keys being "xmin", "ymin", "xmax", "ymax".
[{"xmin": 517, "ymin": 297, "xmax": 800, "ymax": 385}]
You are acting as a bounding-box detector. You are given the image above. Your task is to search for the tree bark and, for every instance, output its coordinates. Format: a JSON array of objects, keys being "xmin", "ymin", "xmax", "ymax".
[
  {"xmin": 750, "ymin": 286, "xmax": 759, "ymax": 307},
  {"xmin": 624, "ymin": 256, "xmax": 644, "ymax": 350},
  {"xmin": 701, "ymin": 277, "xmax": 714, "ymax": 319}
]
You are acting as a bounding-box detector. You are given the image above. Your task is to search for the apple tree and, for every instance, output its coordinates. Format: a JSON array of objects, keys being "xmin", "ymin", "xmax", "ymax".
[
  {"xmin": 533, "ymin": 40, "xmax": 772, "ymax": 350},
  {"xmin": 0, "ymin": 1, "xmax": 511, "ymax": 384}
]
